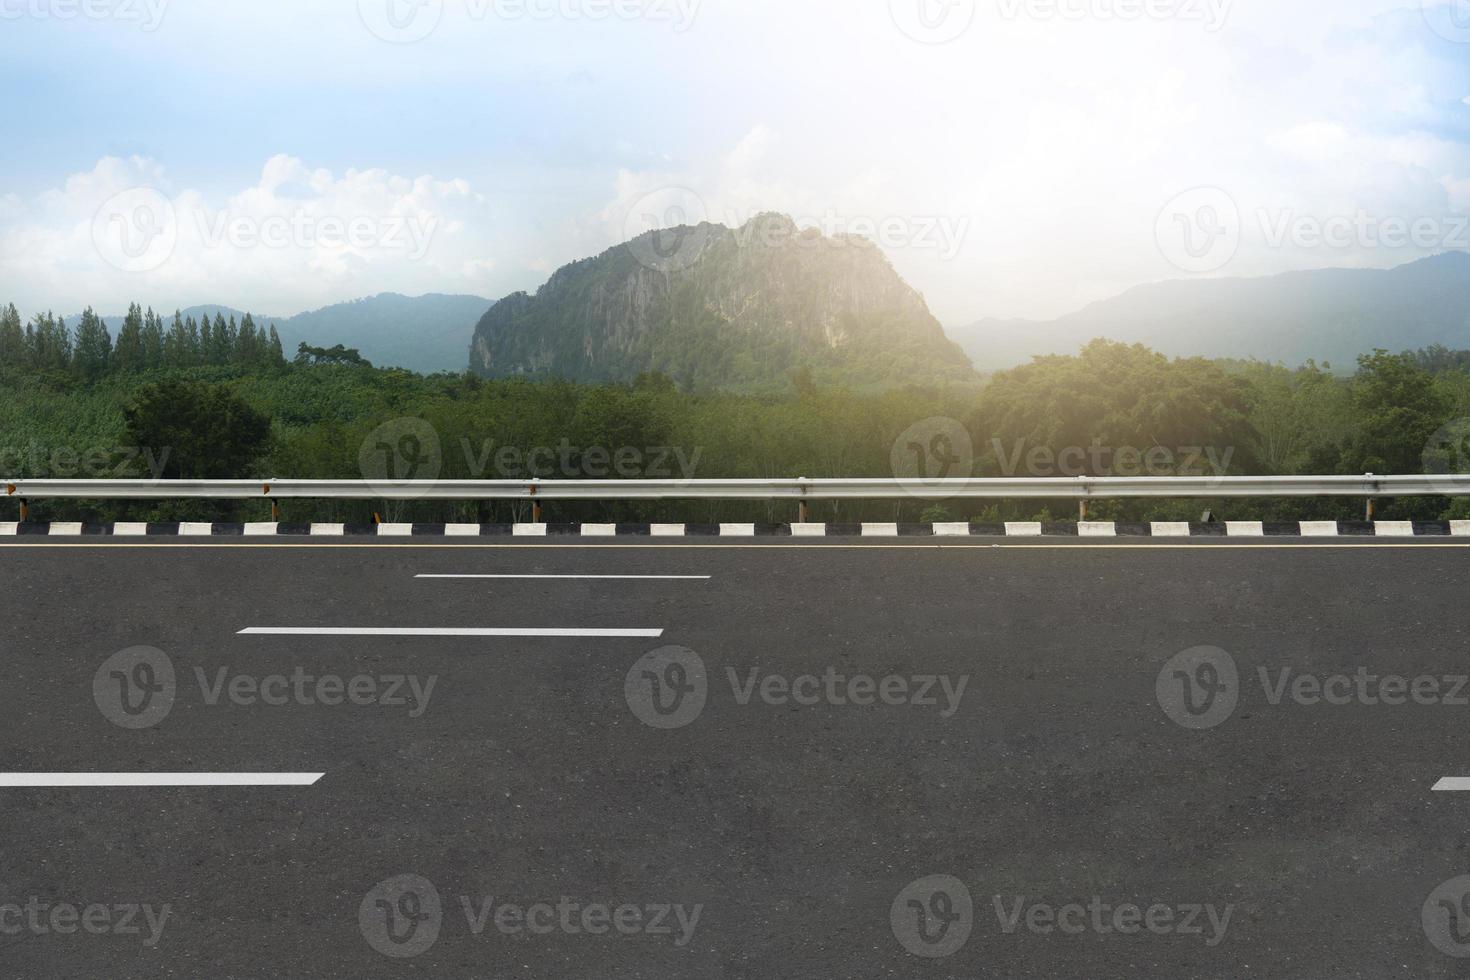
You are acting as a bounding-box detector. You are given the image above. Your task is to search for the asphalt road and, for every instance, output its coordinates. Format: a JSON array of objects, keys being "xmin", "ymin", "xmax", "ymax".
[{"xmin": 1, "ymin": 537, "xmax": 1469, "ymax": 978}]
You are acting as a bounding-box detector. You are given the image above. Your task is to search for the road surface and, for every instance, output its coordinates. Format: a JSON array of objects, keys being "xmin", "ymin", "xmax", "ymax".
[{"xmin": 1, "ymin": 536, "xmax": 1468, "ymax": 977}]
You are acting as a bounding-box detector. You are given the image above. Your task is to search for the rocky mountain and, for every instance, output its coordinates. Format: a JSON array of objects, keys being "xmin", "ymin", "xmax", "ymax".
[
  {"xmin": 468, "ymin": 213, "xmax": 976, "ymax": 390},
  {"xmin": 949, "ymin": 252, "xmax": 1470, "ymax": 371},
  {"xmin": 88, "ymin": 294, "xmax": 490, "ymax": 373}
]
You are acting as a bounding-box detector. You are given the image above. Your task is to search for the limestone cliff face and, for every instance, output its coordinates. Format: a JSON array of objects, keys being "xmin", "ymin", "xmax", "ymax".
[{"xmin": 469, "ymin": 213, "xmax": 975, "ymax": 390}]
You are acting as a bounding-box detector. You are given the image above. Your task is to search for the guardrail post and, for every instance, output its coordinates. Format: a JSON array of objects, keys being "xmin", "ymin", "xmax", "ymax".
[
  {"xmin": 797, "ymin": 477, "xmax": 809, "ymax": 524},
  {"xmin": 529, "ymin": 479, "xmax": 543, "ymax": 523},
  {"xmin": 1365, "ymin": 472, "xmax": 1375, "ymax": 522},
  {"xmin": 18, "ymin": 498, "xmax": 29, "ymax": 523}
]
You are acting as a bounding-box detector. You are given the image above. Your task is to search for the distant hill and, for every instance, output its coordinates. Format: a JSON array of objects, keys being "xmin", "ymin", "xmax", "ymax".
[
  {"xmin": 469, "ymin": 213, "xmax": 976, "ymax": 391},
  {"xmin": 85, "ymin": 294, "xmax": 491, "ymax": 374},
  {"xmin": 949, "ymin": 252, "xmax": 1470, "ymax": 370}
]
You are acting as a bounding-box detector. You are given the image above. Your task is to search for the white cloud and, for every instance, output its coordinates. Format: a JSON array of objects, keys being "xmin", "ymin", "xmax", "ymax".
[
  {"xmin": 4, "ymin": 0, "xmax": 1469, "ymax": 326},
  {"xmin": 587, "ymin": 3, "xmax": 1470, "ymax": 323},
  {"xmin": 0, "ymin": 155, "xmax": 495, "ymax": 316}
]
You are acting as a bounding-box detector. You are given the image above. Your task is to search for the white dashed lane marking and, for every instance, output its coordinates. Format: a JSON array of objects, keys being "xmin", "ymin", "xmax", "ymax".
[
  {"xmin": 238, "ymin": 627, "xmax": 664, "ymax": 637},
  {"xmin": 0, "ymin": 773, "xmax": 325, "ymax": 787},
  {"xmin": 415, "ymin": 574, "xmax": 709, "ymax": 581}
]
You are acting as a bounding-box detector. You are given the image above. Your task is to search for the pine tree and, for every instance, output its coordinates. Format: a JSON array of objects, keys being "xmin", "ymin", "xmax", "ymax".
[
  {"xmin": 199, "ymin": 315, "xmax": 215, "ymax": 365},
  {"xmin": 185, "ymin": 316, "xmax": 202, "ymax": 365},
  {"xmin": 72, "ymin": 308, "xmax": 113, "ymax": 380},
  {"xmin": 114, "ymin": 303, "xmax": 144, "ymax": 371},
  {"xmin": 236, "ymin": 313, "xmax": 259, "ymax": 366},
  {"xmin": 29, "ymin": 312, "xmax": 72, "ymax": 372},
  {"xmin": 0, "ymin": 303, "xmax": 24, "ymax": 368},
  {"xmin": 212, "ymin": 313, "xmax": 232, "ymax": 365},
  {"xmin": 165, "ymin": 311, "xmax": 189, "ymax": 368},
  {"xmin": 267, "ymin": 324, "xmax": 286, "ymax": 368},
  {"xmin": 141, "ymin": 307, "xmax": 165, "ymax": 369}
]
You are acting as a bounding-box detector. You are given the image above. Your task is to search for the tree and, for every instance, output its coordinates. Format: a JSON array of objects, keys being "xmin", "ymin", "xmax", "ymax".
[
  {"xmin": 211, "ymin": 313, "xmax": 234, "ymax": 365},
  {"xmin": 266, "ymin": 325, "xmax": 286, "ymax": 367},
  {"xmin": 27, "ymin": 312, "xmax": 71, "ymax": 372},
  {"xmin": 236, "ymin": 313, "xmax": 260, "ymax": 366},
  {"xmin": 114, "ymin": 303, "xmax": 144, "ymax": 371},
  {"xmin": 122, "ymin": 380, "xmax": 273, "ymax": 479},
  {"xmin": 72, "ymin": 307, "xmax": 113, "ymax": 380},
  {"xmin": 185, "ymin": 316, "xmax": 202, "ymax": 365},
  {"xmin": 141, "ymin": 307, "xmax": 165, "ymax": 369},
  {"xmin": 294, "ymin": 342, "xmax": 372, "ymax": 367},
  {"xmin": 164, "ymin": 311, "xmax": 191, "ymax": 367},
  {"xmin": 1327, "ymin": 350, "xmax": 1449, "ymax": 475},
  {"xmin": 974, "ymin": 340, "xmax": 1259, "ymax": 477},
  {"xmin": 791, "ymin": 364, "xmax": 817, "ymax": 401},
  {"xmin": 0, "ymin": 303, "xmax": 24, "ymax": 368}
]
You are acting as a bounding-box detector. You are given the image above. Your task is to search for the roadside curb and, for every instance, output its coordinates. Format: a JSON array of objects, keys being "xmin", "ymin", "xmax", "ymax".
[{"xmin": 4, "ymin": 521, "xmax": 1469, "ymax": 538}]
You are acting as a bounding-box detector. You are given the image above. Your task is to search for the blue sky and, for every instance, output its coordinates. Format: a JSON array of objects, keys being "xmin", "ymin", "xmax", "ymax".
[{"xmin": 1, "ymin": 0, "xmax": 1468, "ymax": 323}]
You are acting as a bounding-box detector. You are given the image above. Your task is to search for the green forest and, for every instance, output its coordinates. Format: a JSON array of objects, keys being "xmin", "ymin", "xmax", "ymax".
[{"xmin": 2, "ymin": 302, "xmax": 1468, "ymax": 526}]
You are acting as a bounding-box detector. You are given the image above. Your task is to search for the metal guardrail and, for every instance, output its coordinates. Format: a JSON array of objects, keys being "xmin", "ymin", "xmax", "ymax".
[{"xmin": 5, "ymin": 474, "xmax": 1469, "ymax": 501}]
